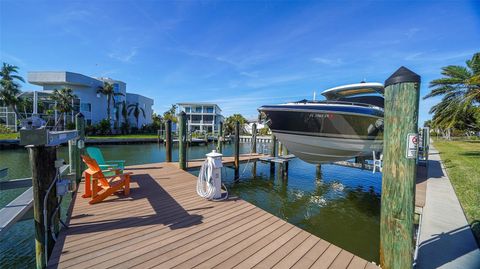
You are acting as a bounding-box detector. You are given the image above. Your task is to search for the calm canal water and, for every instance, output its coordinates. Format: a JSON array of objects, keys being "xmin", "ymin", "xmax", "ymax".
[{"xmin": 0, "ymin": 142, "xmax": 381, "ymax": 267}]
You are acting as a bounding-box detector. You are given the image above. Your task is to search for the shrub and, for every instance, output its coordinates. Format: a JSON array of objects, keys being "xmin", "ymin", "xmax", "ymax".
[
  {"xmin": 85, "ymin": 124, "xmax": 97, "ymax": 136},
  {"xmin": 120, "ymin": 122, "xmax": 130, "ymax": 134},
  {"xmin": 66, "ymin": 122, "xmax": 76, "ymax": 130},
  {"xmin": 0, "ymin": 124, "xmax": 13, "ymax": 134},
  {"xmin": 258, "ymin": 126, "xmax": 270, "ymax": 136},
  {"xmin": 97, "ymin": 119, "xmax": 111, "ymax": 135}
]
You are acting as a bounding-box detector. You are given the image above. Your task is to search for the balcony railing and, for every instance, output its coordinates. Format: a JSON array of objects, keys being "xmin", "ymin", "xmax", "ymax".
[{"xmin": 188, "ymin": 120, "xmax": 214, "ymax": 124}]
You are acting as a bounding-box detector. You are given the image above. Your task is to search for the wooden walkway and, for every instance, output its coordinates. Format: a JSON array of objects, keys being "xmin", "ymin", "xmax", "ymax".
[{"xmin": 47, "ymin": 162, "xmax": 378, "ymax": 269}]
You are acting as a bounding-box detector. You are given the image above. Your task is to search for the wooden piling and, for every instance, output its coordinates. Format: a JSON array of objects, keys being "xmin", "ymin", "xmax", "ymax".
[
  {"xmin": 178, "ymin": 112, "xmax": 187, "ymax": 170},
  {"xmin": 217, "ymin": 121, "xmax": 223, "ymax": 153},
  {"xmin": 251, "ymin": 123, "xmax": 257, "ymax": 177},
  {"xmin": 283, "ymin": 144, "xmax": 289, "ymax": 156},
  {"xmin": 251, "ymin": 123, "xmax": 257, "ymax": 153},
  {"xmin": 316, "ymin": 164, "xmax": 322, "ymax": 181},
  {"xmin": 68, "ymin": 140, "xmax": 74, "ymax": 174},
  {"xmin": 270, "ymin": 135, "xmax": 277, "ymax": 174},
  {"xmin": 282, "ymin": 162, "xmax": 289, "ymax": 179},
  {"xmin": 165, "ymin": 120, "xmax": 172, "ymax": 162},
  {"xmin": 29, "ymin": 146, "xmax": 58, "ymax": 269},
  {"xmin": 380, "ymin": 66, "xmax": 421, "ymax": 269},
  {"xmin": 234, "ymin": 121, "xmax": 240, "ymax": 180},
  {"xmin": 75, "ymin": 113, "xmax": 85, "ymax": 184}
]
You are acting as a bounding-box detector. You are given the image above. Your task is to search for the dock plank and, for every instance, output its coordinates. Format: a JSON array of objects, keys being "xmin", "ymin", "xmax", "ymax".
[
  {"xmin": 310, "ymin": 244, "xmax": 342, "ymax": 269},
  {"xmin": 291, "ymin": 239, "xmax": 330, "ymax": 268},
  {"xmin": 329, "ymin": 250, "xmax": 355, "ymax": 269},
  {"xmin": 253, "ymin": 230, "xmax": 310, "ymax": 268},
  {"xmin": 47, "ymin": 160, "xmax": 377, "ymax": 269},
  {"xmin": 185, "ymin": 219, "xmax": 286, "ymax": 268},
  {"xmin": 273, "ymin": 235, "xmax": 320, "ymax": 269}
]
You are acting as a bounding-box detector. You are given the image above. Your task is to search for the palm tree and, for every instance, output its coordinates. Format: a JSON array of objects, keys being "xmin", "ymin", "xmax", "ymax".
[
  {"xmin": 50, "ymin": 88, "xmax": 77, "ymax": 130},
  {"xmin": 152, "ymin": 112, "xmax": 163, "ymax": 128},
  {"xmin": 424, "ymin": 52, "xmax": 480, "ymax": 129},
  {"xmin": 97, "ymin": 82, "xmax": 125, "ymax": 122},
  {"xmin": 113, "ymin": 101, "xmax": 124, "ymax": 130},
  {"xmin": 163, "ymin": 104, "xmax": 178, "ymax": 123},
  {"xmin": 0, "ymin": 63, "xmax": 25, "ymax": 120},
  {"xmin": 128, "ymin": 102, "xmax": 145, "ymax": 128},
  {"xmin": 121, "ymin": 100, "xmax": 128, "ymax": 124},
  {"xmin": 224, "ymin": 114, "xmax": 247, "ymax": 135}
]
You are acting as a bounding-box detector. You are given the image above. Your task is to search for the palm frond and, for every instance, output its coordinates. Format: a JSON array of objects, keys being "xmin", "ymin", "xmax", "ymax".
[
  {"xmin": 440, "ymin": 65, "xmax": 471, "ymax": 80},
  {"xmin": 423, "ymin": 85, "xmax": 456, "ymax": 99},
  {"xmin": 466, "ymin": 52, "xmax": 480, "ymax": 74}
]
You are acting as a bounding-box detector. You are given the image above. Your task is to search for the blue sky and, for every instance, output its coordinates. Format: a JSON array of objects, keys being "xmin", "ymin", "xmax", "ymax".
[{"xmin": 1, "ymin": 0, "xmax": 479, "ymax": 124}]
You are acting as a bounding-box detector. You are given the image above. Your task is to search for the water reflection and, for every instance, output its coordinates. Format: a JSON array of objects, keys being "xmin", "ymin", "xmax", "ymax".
[{"xmin": 224, "ymin": 160, "xmax": 381, "ymax": 262}]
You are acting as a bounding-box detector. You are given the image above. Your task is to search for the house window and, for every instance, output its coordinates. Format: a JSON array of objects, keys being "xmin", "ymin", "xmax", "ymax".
[
  {"xmin": 185, "ymin": 107, "xmax": 191, "ymax": 113},
  {"xmin": 194, "ymin": 106, "xmax": 202, "ymax": 113},
  {"xmin": 80, "ymin": 103, "xmax": 91, "ymax": 112},
  {"xmin": 205, "ymin": 106, "xmax": 214, "ymax": 113}
]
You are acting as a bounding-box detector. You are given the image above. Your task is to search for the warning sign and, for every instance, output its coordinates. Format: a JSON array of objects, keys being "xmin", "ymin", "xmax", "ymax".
[{"xmin": 406, "ymin": 133, "xmax": 418, "ymax": 159}]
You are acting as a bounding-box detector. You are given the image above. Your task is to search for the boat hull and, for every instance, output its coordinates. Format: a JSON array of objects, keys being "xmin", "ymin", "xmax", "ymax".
[
  {"xmin": 260, "ymin": 103, "xmax": 384, "ymax": 164},
  {"xmin": 274, "ymin": 131, "xmax": 383, "ymax": 164}
]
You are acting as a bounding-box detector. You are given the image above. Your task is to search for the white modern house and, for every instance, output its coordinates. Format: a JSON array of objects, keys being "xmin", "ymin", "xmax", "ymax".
[
  {"xmin": 126, "ymin": 93, "xmax": 154, "ymax": 128},
  {"xmin": 176, "ymin": 103, "xmax": 224, "ymax": 134},
  {"xmin": 244, "ymin": 121, "xmax": 267, "ymax": 135},
  {"xmin": 24, "ymin": 71, "xmax": 154, "ymax": 127}
]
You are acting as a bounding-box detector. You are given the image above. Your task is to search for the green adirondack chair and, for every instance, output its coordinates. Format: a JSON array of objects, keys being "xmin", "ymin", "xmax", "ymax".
[{"xmin": 86, "ymin": 147, "xmax": 125, "ymax": 172}]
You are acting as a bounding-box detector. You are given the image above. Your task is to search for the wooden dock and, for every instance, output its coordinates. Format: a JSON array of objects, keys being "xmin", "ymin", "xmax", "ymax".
[
  {"xmin": 177, "ymin": 153, "xmax": 266, "ymax": 170},
  {"xmin": 47, "ymin": 161, "xmax": 378, "ymax": 269}
]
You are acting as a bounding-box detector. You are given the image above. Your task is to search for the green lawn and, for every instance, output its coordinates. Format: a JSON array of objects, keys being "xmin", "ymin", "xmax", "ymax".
[
  {"xmin": 434, "ymin": 139, "xmax": 480, "ymax": 244},
  {"xmin": 0, "ymin": 133, "xmax": 19, "ymax": 140},
  {"xmin": 87, "ymin": 134, "xmax": 160, "ymax": 139}
]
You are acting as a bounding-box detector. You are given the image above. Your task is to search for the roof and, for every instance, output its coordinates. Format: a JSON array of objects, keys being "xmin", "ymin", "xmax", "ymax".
[
  {"xmin": 177, "ymin": 103, "xmax": 222, "ymax": 111},
  {"xmin": 28, "ymin": 71, "xmax": 102, "ymax": 87},
  {"xmin": 177, "ymin": 102, "xmax": 220, "ymax": 106},
  {"xmin": 321, "ymin": 82, "xmax": 384, "ymax": 100}
]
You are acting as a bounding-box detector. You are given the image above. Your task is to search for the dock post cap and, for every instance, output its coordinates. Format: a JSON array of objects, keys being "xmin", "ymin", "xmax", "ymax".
[
  {"xmin": 178, "ymin": 111, "xmax": 186, "ymax": 116},
  {"xmin": 206, "ymin": 149, "xmax": 223, "ymax": 158},
  {"xmin": 385, "ymin": 66, "xmax": 421, "ymax": 87},
  {"xmin": 75, "ymin": 112, "xmax": 84, "ymax": 118}
]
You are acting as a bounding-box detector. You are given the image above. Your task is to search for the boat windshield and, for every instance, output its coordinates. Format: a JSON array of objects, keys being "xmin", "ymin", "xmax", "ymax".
[{"xmin": 321, "ymin": 82, "xmax": 384, "ymax": 100}]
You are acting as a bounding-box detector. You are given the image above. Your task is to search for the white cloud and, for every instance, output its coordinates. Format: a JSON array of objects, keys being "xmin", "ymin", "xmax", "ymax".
[
  {"xmin": 239, "ymin": 71, "xmax": 259, "ymax": 78},
  {"xmin": 405, "ymin": 28, "xmax": 420, "ymax": 39},
  {"xmin": 48, "ymin": 9, "xmax": 92, "ymax": 24},
  {"xmin": 311, "ymin": 57, "xmax": 344, "ymax": 66},
  {"xmin": 108, "ymin": 47, "xmax": 138, "ymax": 63},
  {"xmin": 1, "ymin": 52, "xmax": 27, "ymax": 67}
]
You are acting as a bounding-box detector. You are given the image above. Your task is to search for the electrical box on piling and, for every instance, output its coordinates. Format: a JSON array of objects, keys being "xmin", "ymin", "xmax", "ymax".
[{"xmin": 18, "ymin": 115, "xmax": 82, "ymax": 268}]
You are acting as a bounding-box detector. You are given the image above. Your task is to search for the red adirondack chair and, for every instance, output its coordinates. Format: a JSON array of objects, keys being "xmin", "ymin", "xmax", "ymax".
[{"xmin": 81, "ymin": 155, "xmax": 132, "ymax": 204}]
